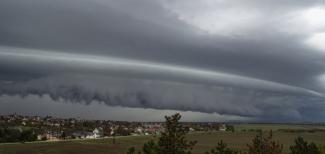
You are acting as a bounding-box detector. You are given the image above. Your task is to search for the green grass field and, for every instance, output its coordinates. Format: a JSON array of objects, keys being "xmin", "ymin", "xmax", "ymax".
[
  {"xmin": 1, "ymin": 124, "xmax": 325, "ymax": 154},
  {"xmin": 234, "ymin": 123, "xmax": 325, "ymax": 131}
]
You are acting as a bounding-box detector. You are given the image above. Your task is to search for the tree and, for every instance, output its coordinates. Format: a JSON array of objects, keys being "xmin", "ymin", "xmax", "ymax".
[
  {"xmin": 126, "ymin": 113, "xmax": 197, "ymax": 154},
  {"xmin": 205, "ymin": 140, "xmax": 240, "ymax": 154},
  {"xmin": 158, "ymin": 113, "xmax": 197, "ymax": 154},
  {"xmin": 226, "ymin": 125, "xmax": 235, "ymax": 132},
  {"xmin": 19, "ymin": 129, "xmax": 37, "ymax": 142},
  {"xmin": 0, "ymin": 127, "xmax": 37, "ymax": 143},
  {"xmin": 61, "ymin": 131, "xmax": 66, "ymax": 140},
  {"xmin": 127, "ymin": 147, "xmax": 139, "ymax": 154},
  {"xmin": 142, "ymin": 140, "xmax": 159, "ymax": 154},
  {"xmin": 247, "ymin": 131, "xmax": 283, "ymax": 154},
  {"xmin": 289, "ymin": 136, "xmax": 321, "ymax": 154},
  {"xmin": 116, "ymin": 125, "xmax": 131, "ymax": 136}
]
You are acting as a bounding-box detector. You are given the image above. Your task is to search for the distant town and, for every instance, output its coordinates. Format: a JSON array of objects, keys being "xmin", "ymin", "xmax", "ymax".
[{"xmin": 0, "ymin": 114, "xmax": 234, "ymax": 143}]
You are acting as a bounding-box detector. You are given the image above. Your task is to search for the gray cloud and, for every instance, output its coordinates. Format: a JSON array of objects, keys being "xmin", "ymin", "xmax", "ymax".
[
  {"xmin": 0, "ymin": 47, "xmax": 322, "ymax": 96},
  {"xmin": 0, "ymin": 95, "xmax": 251, "ymax": 122},
  {"xmin": 1, "ymin": 74, "xmax": 323, "ymax": 121},
  {"xmin": 0, "ymin": 0, "xmax": 325, "ymax": 121}
]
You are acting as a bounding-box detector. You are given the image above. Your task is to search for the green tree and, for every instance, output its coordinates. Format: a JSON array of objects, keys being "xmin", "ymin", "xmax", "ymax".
[
  {"xmin": 61, "ymin": 131, "xmax": 66, "ymax": 140},
  {"xmin": 205, "ymin": 140, "xmax": 240, "ymax": 154},
  {"xmin": 226, "ymin": 125, "xmax": 235, "ymax": 132},
  {"xmin": 0, "ymin": 127, "xmax": 37, "ymax": 143},
  {"xmin": 289, "ymin": 136, "xmax": 321, "ymax": 154},
  {"xmin": 247, "ymin": 131, "xmax": 283, "ymax": 154},
  {"xmin": 127, "ymin": 147, "xmax": 140, "ymax": 154},
  {"xmin": 19, "ymin": 129, "xmax": 37, "ymax": 142},
  {"xmin": 126, "ymin": 113, "xmax": 197, "ymax": 154},
  {"xmin": 142, "ymin": 140, "xmax": 159, "ymax": 154},
  {"xmin": 158, "ymin": 113, "xmax": 197, "ymax": 154}
]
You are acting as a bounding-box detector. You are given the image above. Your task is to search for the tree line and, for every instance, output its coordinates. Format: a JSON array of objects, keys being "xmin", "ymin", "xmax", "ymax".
[
  {"xmin": 0, "ymin": 127, "xmax": 37, "ymax": 143},
  {"xmin": 127, "ymin": 113, "xmax": 322, "ymax": 154}
]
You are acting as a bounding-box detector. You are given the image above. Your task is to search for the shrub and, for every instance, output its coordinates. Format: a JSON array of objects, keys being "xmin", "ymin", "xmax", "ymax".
[
  {"xmin": 289, "ymin": 136, "xmax": 321, "ymax": 154},
  {"xmin": 205, "ymin": 140, "xmax": 241, "ymax": 154},
  {"xmin": 247, "ymin": 131, "xmax": 283, "ymax": 154}
]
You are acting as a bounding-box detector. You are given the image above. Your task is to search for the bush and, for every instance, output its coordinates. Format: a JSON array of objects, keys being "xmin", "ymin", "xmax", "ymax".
[
  {"xmin": 205, "ymin": 140, "xmax": 240, "ymax": 154},
  {"xmin": 289, "ymin": 136, "xmax": 321, "ymax": 154},
  {"xmin": 319, "ymin": 145, "xmax": 325, "ymax": 154},
  {"xmin": 226, "ymin": 125, "xmax": 235, "ymax": 132},
  {"xmin": 126, "ymin": 147, "xmax": 139, "ymax": 154},
  {"xmin": 247, "ymin": 131, "xmax": 283, "ymax": 154},
  {"xmin": 142, "ymin": 140, "xmax": 159, "ymax": 154},
  {"xmin": 0, "ymin": 127, "xmax": 37, "ymax": 143},
  {"xmin": 19, "ymin": 129, "xmax": 37, "ymax": 142},
  {"xmin": 41, "ymin": 136, "xmax": 47, "ymax": 141}
]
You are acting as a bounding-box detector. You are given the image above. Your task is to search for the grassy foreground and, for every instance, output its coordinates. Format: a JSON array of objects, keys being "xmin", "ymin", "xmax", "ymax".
[{"xmin": 1, "ymin": 130, "xmax": 325, "ymax": 154}]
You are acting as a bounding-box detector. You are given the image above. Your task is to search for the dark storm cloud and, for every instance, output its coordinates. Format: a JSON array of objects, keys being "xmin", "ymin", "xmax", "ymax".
[
  {"xmin": 0, "ymin": 73, "xmax": 323, "ymax": 120},
  {"xmin": 0, "ymin": 0, "xmax": 325, "ymax": 121},
  {"xmin": 0, "ymin": 95, "xmax": 251, "ymax": 122}
]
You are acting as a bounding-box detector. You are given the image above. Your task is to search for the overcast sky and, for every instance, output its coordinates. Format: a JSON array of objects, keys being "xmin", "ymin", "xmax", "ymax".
[{"xmin": 0, "ymin": 0, "xmax": 325, "ymax": 122}]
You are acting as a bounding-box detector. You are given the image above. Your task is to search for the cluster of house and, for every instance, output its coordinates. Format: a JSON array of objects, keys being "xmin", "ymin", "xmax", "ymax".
[
  {"xmin": 0, "ymin": 114, "xmax": 76, "ymax": 127},
  {"xmin": 35, "ymin": 124, "xmax": 165, "ymax": 141},
  {"xmin": 1, "ymin": 114, "xmax": 232, "ymax": 141},
  {"xmin": 37, "ymin": 127, "xmax": 104, "ymax": 141},
  {"xmin": 134, "ymin": 123, "xmax": 164, "ymax": 135}
]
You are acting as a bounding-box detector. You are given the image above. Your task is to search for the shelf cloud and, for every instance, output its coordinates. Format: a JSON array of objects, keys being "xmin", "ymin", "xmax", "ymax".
[{"xmin": 1, "ymin": 0, "xmax": 325, "ymax": 121}]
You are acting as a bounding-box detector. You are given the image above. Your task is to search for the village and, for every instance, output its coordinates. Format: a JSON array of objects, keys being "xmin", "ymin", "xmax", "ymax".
[{"xmin": 0, "ymin": 114, "xmax": 234, "ymax": 142}]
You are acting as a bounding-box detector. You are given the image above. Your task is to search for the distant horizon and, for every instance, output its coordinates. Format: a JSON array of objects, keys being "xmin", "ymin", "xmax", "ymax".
[{"xmin": 3, "ymin": 112, "xmax": 325, "ymax": 125}]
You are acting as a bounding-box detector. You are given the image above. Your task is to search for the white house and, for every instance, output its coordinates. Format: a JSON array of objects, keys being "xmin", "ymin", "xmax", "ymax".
[{"xmin": 93, "ymin": 127, "xmax": 103, "ymax": 138}]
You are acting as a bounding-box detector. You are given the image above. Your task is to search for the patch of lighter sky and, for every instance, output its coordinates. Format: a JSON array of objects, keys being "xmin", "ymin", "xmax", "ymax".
[
  {"xmin": 306, "ymin": 32, "xmax": 325, "ymax": 52},
  {"xmin": 160, "ymin": 0, "xmax": 260, "ymax": 36}
]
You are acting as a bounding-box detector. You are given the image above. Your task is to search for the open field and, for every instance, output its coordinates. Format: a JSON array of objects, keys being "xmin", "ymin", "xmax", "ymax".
[
  {"xmin": 234, "ymin": 123, "xmax": 325, "ymax": 131},
  {"xmin": 1, "ymin": 125, "xmax": 325, "ymax": 154}
]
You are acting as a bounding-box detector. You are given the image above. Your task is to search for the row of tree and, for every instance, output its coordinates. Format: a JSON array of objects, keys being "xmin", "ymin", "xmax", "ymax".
[
  {"xmin": 0, "ymin": 127, "xmax": 37, "ymax": 143},
  {"xmin": 127, "ymin": 113, "xmax": 322, "ymax": 154}
]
